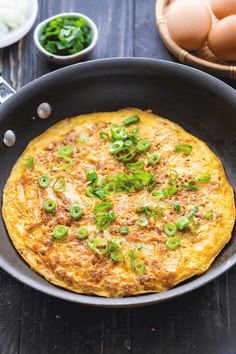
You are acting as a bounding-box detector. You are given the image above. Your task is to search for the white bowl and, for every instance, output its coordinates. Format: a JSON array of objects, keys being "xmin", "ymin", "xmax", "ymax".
[
  {"xmin": 33, "ymin": 12, "xmax": 99, "ymax": 65},
  {"xmin": 0, "ymin": 0, "xmax": 38, "ymax": 49}
]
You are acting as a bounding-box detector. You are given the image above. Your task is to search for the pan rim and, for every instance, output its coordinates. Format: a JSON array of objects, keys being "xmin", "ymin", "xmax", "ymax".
[{"xmin": 1, "ymin": 57, "xmax": 236, "ymax": 307}]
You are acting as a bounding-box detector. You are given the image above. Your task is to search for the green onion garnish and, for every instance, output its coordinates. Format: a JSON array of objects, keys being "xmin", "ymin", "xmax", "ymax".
[
  {"xmin": 111, "ymin": 126, "xmax": 128, "ymax": 141},
  {"xmin": 127, "ymin": 160, "xmax": 144, "ymax": 170},
  {"xmin": 182, "ymin": 178, "xmax": 199, "ymax": 191},
  {"xmin": 120, "ymin": 226, "xmax": 129, "ymax": 234},
  {"xmin": 86, "ymin": 167, "xmax": 98, "ymax": 183},
  {"xmin": 136, "ymin": 215, "xmax": 148, "ymax": 227},
  {"xmin": 164, "ymin": 223, "xmax": 177, "ymax": 236},
  {"xmin": 123, "ymin": 115, "xmax": 140, "ymax": 126},
  {"xmin": 25, "ymin": 156, "xmax": 34, "ymax": 168},
  {"xmin": 137, "ymin": 140, "xmax": 151, "ymax": 152},
  {"xmin": 87, "ymin": 238, "xmax": 106, "ymax": 254},
  {"xmin": 176, "ymin": 217, "xmax": 189, "ymax": 230},
  {"xmin": 166, "ymin": 237, "xmax": 181, "ymax": 249},
  {"xmin": 38, "ymin": 175, "xmax": 50, "ymax": 188},
  {"xmin": 137, "ymin": 243, "xmax": 142, "ymax": 250},
  {"xmin": 105, "ymin": 240, "xmax": 123, "ymax": 262},
  {"xmin": 198, "ymin": 172, "xmax": 211, "ymax": 183},
  {"xmin": 108, "ymin": 140, "xmax": 124, "ymax": 154},
  {"xmin": 175, "ymin": 143, "xmax": 193, "ymax": 154},
  {"xmin": 152, "ymin": 189, "xmax": 164, "ymax": 199},
  {"xmin": 163, "ymin": 185, "xmax": 178, "ymax": 197},
  {"xmin": 77, "ymin": 227, "xmax": 89, "ymax": 240},
  {"xmin": 52, "ymin": 225, "xmax": 68, "ymax": 239},
  {"xmin": 78, "ymin": 134, "xmax": 89, "ymax": 144},
  {"xmin": 70, "ymin": 205, "xmax": 83, "ymax": 220},
  {"xmin": 203, "ymin": 211, "xmax": 213, "ymax": 219},
  {"xmin": 188, "ymin": 205, "xmax": 199, "ymax": 219},
  {"xmin": 52, "ymin": 177, "xmax": 66, "ymax": 192},
  {"xmin": 174, "ymin": 201, "xmax": 181, "ymax": 212},
  {"xmin": 51, "ymin": 156, "xmax": 73, "ymax": 171},
  {"xmin": 124, "ymin": 139, "xmax": 133, "ymax": 148},
  {"xmin": 99, "ymin": 132, "xmax": 110, "ymax": 141},
  {"xmin": 44, "ymin": 199, "xmax": 57, "ymax": 213},
  {"xmin": 168, "ymin": 169, "xmax": 178, "ymax": 184},
  {"xmin": 130, "ymin": 249, "xmax": 145, "ymax": 274},
  {"xmin": 129, "ymin": 127, "xmax": 140, "ymax": 143},
  {"xmin": 147, "ymin": 152, "xmax": 161, "ymax": 166},
  {"xmin": 94, "ymin": 202, "xmax": 113, "ymax": 212},
  {"xmin": 58, "ymin": 145, "xmax": 74, "ymax": 157}
]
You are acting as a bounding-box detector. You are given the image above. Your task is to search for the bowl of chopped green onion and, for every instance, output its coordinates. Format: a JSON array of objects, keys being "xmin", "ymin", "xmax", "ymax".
[{"xmin": 33, "ymin": 12, "xmax": 98, "ymax": 65}]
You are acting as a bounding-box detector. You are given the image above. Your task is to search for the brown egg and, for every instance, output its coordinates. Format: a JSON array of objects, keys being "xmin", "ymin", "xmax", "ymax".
[
  {"xmin": 208, "ymin": 15, "xmax": 236, "ymax": 61},
  {"xmin": 166, "ymin": 0, "xmax": 212, "ymax": 51},
  {"xmin": 211, "ymin": 0, "xmax": 236, "ymax": 19}
]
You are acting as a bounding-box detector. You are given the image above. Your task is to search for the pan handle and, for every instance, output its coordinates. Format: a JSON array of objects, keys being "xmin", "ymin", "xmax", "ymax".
[{"xmin": 0, "ymin": 77, "xmax": 16, "ymax": 104}]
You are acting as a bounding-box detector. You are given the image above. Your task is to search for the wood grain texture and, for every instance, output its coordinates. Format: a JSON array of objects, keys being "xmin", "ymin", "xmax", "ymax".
[{"xmin": 1, "ymin": 1, "xmax": 236, "ymax": 353}]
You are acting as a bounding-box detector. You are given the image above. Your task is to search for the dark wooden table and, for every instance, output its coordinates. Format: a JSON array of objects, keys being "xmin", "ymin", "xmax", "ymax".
[{"xmin": 1, "ymin": 1, "xmax": 236, "ymax": 353}]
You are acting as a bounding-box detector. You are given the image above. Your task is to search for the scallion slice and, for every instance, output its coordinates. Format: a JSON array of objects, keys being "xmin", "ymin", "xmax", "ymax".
[
  {"xmin": 137, "ymin": 140, "xmax": 151, "ymax": 153},
  {"xmin": 123, "ymin": 115, "xmax": 140, "ymax": 126},
  {"xmin": 52, "ymin": 225, "xmax": 68, "ymax": 239},
  {"xmin": 166, "ymin": 237, "xmax": 181, "ymax": 249},
  {"xmin": 198, "ymin": 172, "xmax": 211, "ymax": 183},
  {"xmin": 164, "ymin": 223, "xmax": 177, "ymax": 236},
  {"xmin": 38, "ymin": 175, "xmax": 50, "ymax": 188},
  {"xmin": 77, "ymin": 227, "xmax": 89, "ymax": 240},
  {"xmin": 175, "ymin": 143, "xmax": 193, "ymax": 154},
  {"xmin": 176, "ymin": 217, "xmax": 189, "ymax": 230},
  {"xmin": 44, "ymin": 199, "xmax": 57, "ymax": 213},
  {"xmin": 147, "ymin": 152, "xmax": 161, "ymax": 166}
]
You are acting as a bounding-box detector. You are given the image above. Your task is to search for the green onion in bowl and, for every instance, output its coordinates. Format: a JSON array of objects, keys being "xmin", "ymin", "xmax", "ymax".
[{"xmin": 34, "ymin": 13, "xmax": 98, "ymax": 65}]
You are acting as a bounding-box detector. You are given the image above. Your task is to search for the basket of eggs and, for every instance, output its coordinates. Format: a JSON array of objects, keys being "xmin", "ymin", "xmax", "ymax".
[{"xmin": 156, "ymin": 0, "xmax": 236, "ymax": 79}]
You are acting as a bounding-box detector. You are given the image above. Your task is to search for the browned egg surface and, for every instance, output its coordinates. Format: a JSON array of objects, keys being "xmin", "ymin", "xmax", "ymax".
[{"xmin": 2, "ymin": 108, "xmax": 235, "ymax": 297}]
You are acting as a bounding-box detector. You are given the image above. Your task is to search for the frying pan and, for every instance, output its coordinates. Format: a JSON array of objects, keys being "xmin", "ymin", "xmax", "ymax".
[{"xmin": 0, "ymin": 58, "xmax": 236, "ymax": 308}]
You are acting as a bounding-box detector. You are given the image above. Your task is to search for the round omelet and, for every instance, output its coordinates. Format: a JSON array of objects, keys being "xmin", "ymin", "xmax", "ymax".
[{"xmin": 2, "ymin": 108, "xmax": 235, "ymax": 297}]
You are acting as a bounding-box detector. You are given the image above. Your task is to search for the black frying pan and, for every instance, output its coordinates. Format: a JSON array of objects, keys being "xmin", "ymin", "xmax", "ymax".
[{"xmin": 0, "ymin": 58, "xmax": 236, "ymax": 307}]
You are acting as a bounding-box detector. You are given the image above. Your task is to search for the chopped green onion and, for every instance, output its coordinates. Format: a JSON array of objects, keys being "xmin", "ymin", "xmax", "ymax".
[
  {"xmin": 127, "ymin": 160, "xmax": 144, "ymax": 170},
  {"xmin": 120, "ymin": 226, "xmax": 129, "ymax": 234},
  {"xmin": 52, "ymin": 225, "xmax": 68, "ymax": 239},
  {"xmin": 174, "ymin": 201, "xmax": 181, "ymax": 212},
  {"xmin": 164, "ymin": 223, "xmax": 177, "ymax": 236},
  {"xmin": 136, "ymin": 243, "xmax": 142, "ymax": 251},
  {"xmin": 198, "ymin": 172, "xmax": 211, "ymax": 183},
  {"xmin": 99, "ymin": 132, "xmax": 110, "ymax": 141},
  {"xmin": 38, "ymin": 175, "xmax": 50, "ymax": 188},
  {"xmin": 78, "ymin": 134, "xmax": 89, "ymax": 144},
  {"xmin": 175, "ymin": 143, "xmax": 193, "ymax": 154},
  {"xmin": 77, "ymin": 227, "xmax": 89, "ymax": 240},
  {"xmin": 58, "ymin": 145, "xmax": 74, "ymax": 157},
  {"xmin": 130, "ymin": 249, "xmax": 145, "ymax": 274},
  {"xmin": 93, "ymin": 188, "xmax": 109, "ymax": 200},
  {"xmin": 108, "ymin": 140, "xmax": 124, "ymax": 154},
  {"xmin": 176, "ymin": 217, "xmax": 189, "ymax": 230},
  {"xmin": 203, "ymin": 211, "xmax": 213, "ymax": 219},
  {"xmin": 86, "ymin": 167, "xmax": 98, "ymax": 183},
  {"xmin": 166, "ymin": 237, "xmax": 181, "ymax": 249},
  {"xmin": 168, "ymin": 169, "xmax": 178, "ymax": 184},
  {"xmin": 106, "ymin": 241, "xmax": 123, "ymax": 262},
  {"xmin": 52, "ymin": 177, "xmax": 66, "ymax": 192},
  {"xmin": 182, "ymin": 178, "xmax": 199, "ymax": 191},
  {"xmin": 123, "ymin": 115, "xmax": 140, "ymax": 126},
  {"xmin": 188, "ymin": 205, "xmax": 199, "ymax": 219},
  {"xmin": 44, "ymin": 199, "xmax": 57, "ymax": 213},
  {"xmin": 87, "ymin": 238, "xmax": 106, "ymax": 254},
  {"xmin": 94, "ymin": 202, "xmax": 113, "ymax": 212},
  {"xmin": 144, "ymin": 205, "xmax": 164, "ymax": 217},
  {"xmin": 136, "ymin": 215, "xmax": 148, "ymax": 227},
  {"xmin": 163, "ymin": 185, "xmax": 178, "ymax": 197},
  {"xmin": 152, "ymin": 189, "xmax": 164, "ymax": 199},
  {"xmin": 25, "ymin": 156, "xmax": 34, "ymax": 168},
  {"xmin": 111, "ymin": 126, "xmax": 128, "ymax": 141},
  {"xmin": 147, "ymin": 152, "xmax": 161, "ymax": 166},
  {"xmin": 137, "ymin": 140, "xmax": 151, "ymax": 152},
  {"xmin": 124, "ymin": 139, "xmax": 133, "ymax": 148},
  {"xmin": 129, "ymin": 127, "xmax": 140, "ymax": 143},
  {"xmin": 70, "ymin": 205, "xmax": 83, "ymax": 220},
  {"xmin": 51, "ymin": 156, "xmax": 73, "ymax": 171}
]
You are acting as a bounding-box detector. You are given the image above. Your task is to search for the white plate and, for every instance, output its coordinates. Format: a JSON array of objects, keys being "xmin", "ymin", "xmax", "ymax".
[{"xmin": 0, "ymin": 0, "xmax": 38, "ymax": 49}]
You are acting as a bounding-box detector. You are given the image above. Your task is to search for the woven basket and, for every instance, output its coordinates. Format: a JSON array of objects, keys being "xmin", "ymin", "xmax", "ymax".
[{"xmin": 156, "ymin": 0, "xmax": 236, "ymax": 79}]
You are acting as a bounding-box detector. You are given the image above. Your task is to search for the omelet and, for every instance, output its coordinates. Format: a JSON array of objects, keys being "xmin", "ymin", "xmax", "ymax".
[{"xmin": 2, "ymin": 108, "xmax": 235, "ymax": 297}]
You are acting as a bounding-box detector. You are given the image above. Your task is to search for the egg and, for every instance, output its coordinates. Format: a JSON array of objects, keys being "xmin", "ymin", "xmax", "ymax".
[
  {"xmin": 208, "ymin": 15, "xmax": 236, "ymax": 61},
  {"xmin": 166, "ymin": 0, "xmax": 212, "ymax": 51},
  {"xmin": 211, "ymin": 0, "xmax": 236, "ymax": 19}
]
